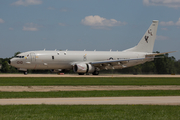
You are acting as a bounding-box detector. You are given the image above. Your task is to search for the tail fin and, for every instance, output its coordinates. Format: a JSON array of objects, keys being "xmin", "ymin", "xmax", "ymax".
[{"xmin": 123, "ymin": 20, "xmax": 158, "ymax": 53}]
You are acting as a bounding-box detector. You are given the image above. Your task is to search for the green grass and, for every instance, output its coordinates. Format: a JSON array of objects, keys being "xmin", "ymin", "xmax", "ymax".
[
  {"xmin": 0, "ymin": 90, "xmax": 180, "ymax": 98},
  {"xmin": 0, "ymin": 77, "xmax": 180, "ymax": 86},
  {"xmin": 0, "ymin": 105, "xmax": 180, "ymax": 120}
]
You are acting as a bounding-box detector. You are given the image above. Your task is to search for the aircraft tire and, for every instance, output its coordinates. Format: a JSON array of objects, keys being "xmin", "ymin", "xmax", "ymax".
[
  {"xmin": 78, "ymin": 73, "xmax": 85, "ymax": 75},
  {"xmin": 24, "ymin": 71, "xmax": 28, "ymax": 75},
  {"xmin": 92, "ymin": 71, "xmax": 99, "ymax": 75}
]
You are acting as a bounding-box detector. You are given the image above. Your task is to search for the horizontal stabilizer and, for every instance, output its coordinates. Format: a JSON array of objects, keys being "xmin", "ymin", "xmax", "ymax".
[{"xmin": 146, "ymin": 51, "xmax": 176, "ymax": 57}]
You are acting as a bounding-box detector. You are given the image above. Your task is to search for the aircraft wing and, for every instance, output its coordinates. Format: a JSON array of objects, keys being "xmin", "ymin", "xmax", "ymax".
[
  {"xmin": 89, "ymin": 58, "xmax": 146, "ymax": 67},
  {"xmin": 89, "ymin": 51, "xmax": 176, "ymax": 68}
]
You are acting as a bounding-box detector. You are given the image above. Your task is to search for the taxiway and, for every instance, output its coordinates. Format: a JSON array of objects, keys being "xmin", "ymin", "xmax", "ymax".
[
  {"xmin": 0, "ymin": 85, "xmax": 180, "ymax": 92},
  {"xmin": 0, "ymin": 97, "xmax": 180, "ymax": 105}
]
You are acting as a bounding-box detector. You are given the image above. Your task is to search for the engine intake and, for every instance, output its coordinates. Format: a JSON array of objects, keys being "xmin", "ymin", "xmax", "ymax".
[{"xmin": 73, "ymin": 63, "xmax": 95, "ymax": 73}]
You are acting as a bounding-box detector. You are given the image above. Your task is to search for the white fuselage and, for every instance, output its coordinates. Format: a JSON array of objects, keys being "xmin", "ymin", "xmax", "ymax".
[{"xmin": 10, "ymin": 50, "xmax": 152, "ymax": 71}]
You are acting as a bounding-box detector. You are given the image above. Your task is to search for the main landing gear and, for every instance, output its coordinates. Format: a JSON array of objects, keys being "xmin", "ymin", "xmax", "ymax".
[
  {"xmin": 24, "ymin": 71, "xmax": 28, "ymax": 75},
  {"xmin": 78, "ymin": 73, "xmax": 85, "ymax": 75},
  {"xmin": 92, "ymin": 71, "xmax": 99, "ymax": 75},
  {"xmin": 78, "ymin": 71, "xmax": 99, "ymax": 75}
]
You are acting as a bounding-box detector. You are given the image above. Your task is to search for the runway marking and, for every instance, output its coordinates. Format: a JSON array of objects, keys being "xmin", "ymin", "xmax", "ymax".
[{"xmin": 0, "ymin": 96, "xmax": 180, "ymax": 105}]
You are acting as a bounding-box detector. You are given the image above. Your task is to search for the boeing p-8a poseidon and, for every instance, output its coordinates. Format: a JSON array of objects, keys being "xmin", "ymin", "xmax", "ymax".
[{"xmin": 9, "ymin": 20, "xmax": 174, "ymax": 75}]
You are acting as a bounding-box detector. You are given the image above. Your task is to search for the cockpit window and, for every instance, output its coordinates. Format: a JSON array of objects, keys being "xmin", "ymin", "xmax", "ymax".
[{"xmin": 15, "ymin": 56, "xmax": 24, "ymax": 58}]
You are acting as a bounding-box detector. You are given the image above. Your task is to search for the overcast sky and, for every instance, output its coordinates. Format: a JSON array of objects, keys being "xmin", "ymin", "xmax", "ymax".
[{"xmin": 0, "ymin": 0, "xmax": 180, "ymax": 59}]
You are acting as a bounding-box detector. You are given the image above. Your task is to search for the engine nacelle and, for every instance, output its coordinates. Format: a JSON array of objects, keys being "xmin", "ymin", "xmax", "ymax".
[{"xmin": 73, "ymin": 63, "xmax": 95, "ymax": 73}]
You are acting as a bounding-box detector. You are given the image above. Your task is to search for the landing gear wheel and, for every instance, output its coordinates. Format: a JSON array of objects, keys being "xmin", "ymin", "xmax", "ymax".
[
  {"xmin": 24, "ymin": 71, "xmax": 28, "ymax": 75},
  {"xmin": 78, "ymin": 73, "xmax": 85, "ymax": 75},
  {"xmin": 92, "ymin": 71, "xmax": 99, "ymax": 75}
]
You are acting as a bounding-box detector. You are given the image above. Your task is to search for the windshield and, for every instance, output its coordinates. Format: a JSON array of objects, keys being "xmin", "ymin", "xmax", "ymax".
[{"xmin": 15, "ymin": 56, "xmax": 24, "ymax": 58}]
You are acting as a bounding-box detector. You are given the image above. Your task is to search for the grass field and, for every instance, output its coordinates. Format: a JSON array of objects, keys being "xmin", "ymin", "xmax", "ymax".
[
  {"xmin": 0, "ymin": 90, "xmax": 180, "ymax": 98},
  {"xmin": 1, "ymin": 77, "xmax": 179, "ymax": 119},
  {"xmin": 0, "ymin": 77, "xmax": 180, "ymax": 86},
  {"xmin": 0, "ymin": 105, "xmax": 180, "ymax": 120}
]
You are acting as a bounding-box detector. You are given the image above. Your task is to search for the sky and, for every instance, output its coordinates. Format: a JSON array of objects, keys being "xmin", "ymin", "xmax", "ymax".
[{"xmin": 0, "ymin": 0, "xmax": 180, "ymax": 60}]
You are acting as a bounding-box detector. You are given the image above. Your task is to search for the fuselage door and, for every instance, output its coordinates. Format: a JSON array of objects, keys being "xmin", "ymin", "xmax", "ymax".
[
  {"xmin": 25, "ymin": 53, "xmax": 31, "ymax": 64},
  {"xmin": 31, "ymin": 53, "xmax": 36, "ymax": 63}
]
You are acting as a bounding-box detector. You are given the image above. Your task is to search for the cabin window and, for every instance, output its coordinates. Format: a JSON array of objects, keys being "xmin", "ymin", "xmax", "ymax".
[{"xmin": 52, "ymin": 56, "xmax": 54, "ymax": 60}]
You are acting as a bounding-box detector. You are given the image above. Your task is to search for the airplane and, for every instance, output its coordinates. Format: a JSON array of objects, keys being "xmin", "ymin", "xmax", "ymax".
[{"xmin": 9, "ymin": 20, "xmax": 174, "ymax": 75}]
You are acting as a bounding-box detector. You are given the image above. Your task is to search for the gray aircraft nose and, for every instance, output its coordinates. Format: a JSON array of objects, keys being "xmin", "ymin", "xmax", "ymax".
[{"xmin": 9, "ymin": 58, "xmax": 15, "ymax": 67}]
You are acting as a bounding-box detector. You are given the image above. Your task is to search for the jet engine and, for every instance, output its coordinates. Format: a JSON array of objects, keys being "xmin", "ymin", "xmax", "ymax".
[{"xmin": 73, "ymin": 63, "xmax": 95, "ymax": 74}]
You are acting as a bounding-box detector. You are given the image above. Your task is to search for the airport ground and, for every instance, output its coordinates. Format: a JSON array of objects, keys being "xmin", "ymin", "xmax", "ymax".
[
  {"xmin": 0, "ymin": 74, "xmax": 180, "ymax": 105},
  {"xmin": 1, "ymin": 74, "xmax": 180, "ymax": 77},
  {"xmin": 0, "ymin": 74, "xmax": 180, "ymax": 119}
]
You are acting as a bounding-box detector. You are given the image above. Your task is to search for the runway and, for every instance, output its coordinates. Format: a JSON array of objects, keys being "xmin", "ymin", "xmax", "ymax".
[
  {"xmin": 0, "ymin": 96, "xmax": 180, "ymax": 105},
  {"xmin": 1, "ymin": 85, "xmax": 180, "ymax": 92},
  {"xmin": 0, "ymin": 74, "xmax": 180, "ymax": 77}
]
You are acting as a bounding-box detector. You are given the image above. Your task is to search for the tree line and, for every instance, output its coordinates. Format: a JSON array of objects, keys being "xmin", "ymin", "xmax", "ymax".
[{"xmin": 0, "ymin": 52, "xmax": 180, "ymax": 74}]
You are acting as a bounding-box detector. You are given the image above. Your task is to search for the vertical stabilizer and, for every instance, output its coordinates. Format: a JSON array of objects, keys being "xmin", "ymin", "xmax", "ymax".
[{"xmin": 123, "ymin": 20, "xmax": 158, "ymax": 53}]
